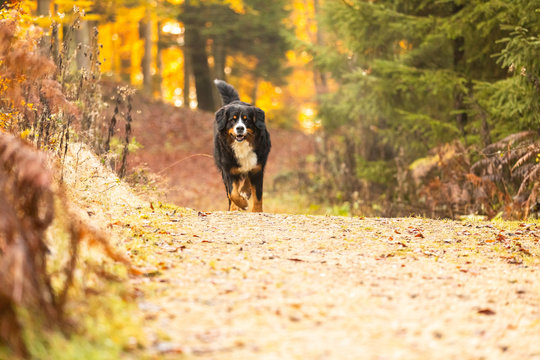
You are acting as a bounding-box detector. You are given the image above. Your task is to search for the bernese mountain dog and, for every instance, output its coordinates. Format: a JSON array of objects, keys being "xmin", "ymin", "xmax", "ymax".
[{"xmin": 213, "ymin": 80, "xmax": 271, "ymax": 212}]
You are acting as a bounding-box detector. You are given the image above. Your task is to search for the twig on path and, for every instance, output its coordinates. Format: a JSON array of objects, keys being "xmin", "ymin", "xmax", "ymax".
[{"xmin": 157, "ymin": 154, "xmax": 213, "ymax": 174}]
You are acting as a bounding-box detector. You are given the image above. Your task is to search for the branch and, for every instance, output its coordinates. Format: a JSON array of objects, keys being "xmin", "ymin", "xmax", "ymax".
[{"xmin": 340, "ymin": 0, "xmax": 355, "ymax": 10}]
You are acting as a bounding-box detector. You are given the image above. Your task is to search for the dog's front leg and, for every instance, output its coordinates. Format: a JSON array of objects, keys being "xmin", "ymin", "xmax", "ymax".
[
  {"xmin": 229, "ymin": 197, "xmax": 239, "ymax": 211},
  {"xmin": 249, "ymin": 171, "xmax": 264, "ymax": 212},
  {"xmin": 230, "ymin": 178, "xmax": 249, "ymax": 210}
]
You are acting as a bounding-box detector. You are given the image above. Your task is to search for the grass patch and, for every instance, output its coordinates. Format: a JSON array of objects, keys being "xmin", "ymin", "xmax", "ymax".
[
  {"xmin": 8, "ymin": 198, "xmax": 148, "ymax": 360},
  {"xmin": 21, "ymin": 290, "xmax": 145, "ymax": 360}
]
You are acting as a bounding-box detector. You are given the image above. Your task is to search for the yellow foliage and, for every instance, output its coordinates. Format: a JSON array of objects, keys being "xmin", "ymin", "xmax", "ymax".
[
  {"xmin": 20, "ymin": 128, "xmax": 31, "ymax": 139},
  {"xmin": 55, "ymin": 0, "xmax": 94, "ymax": 10},
  {"xmin": 21, "ymin": 0, "xmax": 325, "ymax": 130},
  {"xmin": 398, "ymin": 39, "xmax": 412, "ymax": 53},
  {"xmin": 298, "ymin": 104, "xmax": 320, "ymax": 133},
  {"xmin": 161, "ymin": 47, "xmax": 185, "ymax": 105},
  {"xmin": 97, "ymin": 6, "xmax": 148, "ymax": 83},
  {"xmin": 224, "ymin": 0, "xmax": 245, "ymax": 14}
]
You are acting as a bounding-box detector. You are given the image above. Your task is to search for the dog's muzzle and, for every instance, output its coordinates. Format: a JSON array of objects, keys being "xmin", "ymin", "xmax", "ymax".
[{"xmin": 233, "ymin": 125, "xmax": 246, "ymax": 142}]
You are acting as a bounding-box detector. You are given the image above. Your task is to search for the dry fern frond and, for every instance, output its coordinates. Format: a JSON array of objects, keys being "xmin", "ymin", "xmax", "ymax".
[
  {"xmin": 512, "ymin": 163, "xmax": 535, "ymax": 181},
  {"xmin": 482, "ymin": 131, "xmax": 536, "ymax": 154},
  {"xmin": 518, "ymin": 164, "xmax": 540, "ymax": 196},
  {"xmin": 0, "ymin": 133, "xmax": 136, "ymax": 356},
  {"xmin": 512, "ymin": 143, "xmax": 540, "ymax": 171},
  {"xmin": 0, "ymin": 132, "xmax": 56, "ymax": 357},
  {"xmin": 471, "ymin": 156, "xmax": 501, "ymax": 175},
  {"xmin": 472, "ymin": 130, "xmax": 540, "ymax": 218}
]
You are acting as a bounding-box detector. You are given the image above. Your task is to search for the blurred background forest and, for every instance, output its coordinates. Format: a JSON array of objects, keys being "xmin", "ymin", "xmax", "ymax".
[{"xmin": 1, "ymin": 0, "xmax": 540, "ymax": 219}]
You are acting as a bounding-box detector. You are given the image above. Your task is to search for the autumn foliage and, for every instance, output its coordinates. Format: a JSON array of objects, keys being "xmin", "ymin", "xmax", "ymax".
[
  {"xmin": 0, "ymin": 8, "xmax": 134, "ymax": 357},
  {"xmin": 0, "ymin": 132, "xmax": 59, "ymax": 357},
  {"xmin": 0, "ymin": 13, "xmax": 76, "ymax": 139}
]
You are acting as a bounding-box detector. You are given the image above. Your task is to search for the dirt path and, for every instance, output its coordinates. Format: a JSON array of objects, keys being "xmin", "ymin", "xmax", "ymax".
[
  {"xmin": 62, "ymin": 143, "xmax": 539, "ymax": 359},
  {"xmin": 122, "ymin": 209, "xmax": 540, "ymax": 360}
]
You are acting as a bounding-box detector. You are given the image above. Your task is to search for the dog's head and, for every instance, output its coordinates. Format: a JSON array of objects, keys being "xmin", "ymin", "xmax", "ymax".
[{"xmin": 215, "ymin": 104, "xmax": 266, "ymax": 143}]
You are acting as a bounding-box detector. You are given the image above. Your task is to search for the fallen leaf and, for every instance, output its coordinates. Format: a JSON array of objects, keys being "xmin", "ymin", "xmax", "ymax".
[
  {"xmin": 168, "ymin": 245, "xmax": 186, "ymax": 252},
  {"xmin": 153, "ymin": 342, "xmax": 184, "ymax": 354},
  {"xmin": 376, "ymin": 253, "xmax": 395, "ymax": 260},
  {"xmin": 506, "ymin": 256, "xmax": 523, "ymax": 265},
  {"xmin": 513, "ymin": 242, "xmax": 531, "ymax": 255},
  {"xmin": 477, "ymin": 308, "xmax": 496, "ymax": 316}
]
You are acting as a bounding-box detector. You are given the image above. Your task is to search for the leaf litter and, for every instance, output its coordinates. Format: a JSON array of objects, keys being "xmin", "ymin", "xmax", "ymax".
[
  {"xmin": 124, "ymin": 210, "xmax": 540, "ymax": 359},
  {"xmin": 63, "ymin": 143, "xmax": 540, "ymax": 359}
]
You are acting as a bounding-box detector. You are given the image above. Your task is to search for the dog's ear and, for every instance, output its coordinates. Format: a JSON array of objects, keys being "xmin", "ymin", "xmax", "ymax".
[
  {"xmin": 255, "ymin": 108, "xmax": 266, "ymax": 130},
  {"xmin": 215, "ymin": 108, "xmax": 227, "ymax": 131}
]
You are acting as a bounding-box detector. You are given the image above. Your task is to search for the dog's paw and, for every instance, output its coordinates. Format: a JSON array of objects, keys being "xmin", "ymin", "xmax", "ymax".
[
  {"xmin": 240, "ymin": 191, "xmax": 251, "ymax": 200},
  {"xmin": 231, "ymin": 195, "xmax": 248, "ymax": 210},
  {"xmin": 240, "ymin": 181, "xmax": 252, "ymax": 200}
]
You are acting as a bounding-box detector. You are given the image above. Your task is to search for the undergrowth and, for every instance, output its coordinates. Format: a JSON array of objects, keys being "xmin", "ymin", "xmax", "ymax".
[
  {"xmin": 293, "ymin": 131, "xmax": 540, "ymax": 219},
  {"xmin": 0, "ymin": 5, "xmax": 144, "ymax": 358}
]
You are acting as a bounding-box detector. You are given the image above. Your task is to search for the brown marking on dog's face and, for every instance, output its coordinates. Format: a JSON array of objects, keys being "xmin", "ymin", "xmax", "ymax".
[{"xmin": 221, "ymin": 106, "xmax": 259, "ymax": 144}]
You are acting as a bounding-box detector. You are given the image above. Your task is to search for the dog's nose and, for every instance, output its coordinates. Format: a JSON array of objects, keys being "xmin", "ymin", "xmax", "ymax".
[{"xmin": 235, "ymin": 125, "xmax": 245, "ymax": 134}]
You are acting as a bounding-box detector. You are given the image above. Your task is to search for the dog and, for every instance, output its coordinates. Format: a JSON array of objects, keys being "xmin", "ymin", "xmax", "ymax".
[{"xmin": 213, "ymin": 79, "xmax": 271, "ymax": 212}]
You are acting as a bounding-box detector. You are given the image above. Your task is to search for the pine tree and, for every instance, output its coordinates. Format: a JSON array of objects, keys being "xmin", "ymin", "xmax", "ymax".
[
  {"xmin": 179, "ymin": 0, "xmax": 290, "ymax": 109},
  {"xmin": 311, "ymin": 0, "xmax": 539, "ymax": 211}
]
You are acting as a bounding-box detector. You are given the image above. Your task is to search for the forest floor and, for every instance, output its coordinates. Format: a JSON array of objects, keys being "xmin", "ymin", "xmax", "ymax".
[
  {"xmin": 66, "ymin": 141, "xmax": 540, "ymax": 360},
  {"xmin": 127, "ymin": 211, "xmax": 540, "ymax": 360},
  {"xmin": 58, "ymin": 94, "xmax": 540, "ymax": 359}
]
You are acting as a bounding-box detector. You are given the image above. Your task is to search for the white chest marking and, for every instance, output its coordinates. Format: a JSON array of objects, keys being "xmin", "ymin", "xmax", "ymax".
[{"xmin": 232, "ymin": 141, "xmax": 258, "ymax": 173}]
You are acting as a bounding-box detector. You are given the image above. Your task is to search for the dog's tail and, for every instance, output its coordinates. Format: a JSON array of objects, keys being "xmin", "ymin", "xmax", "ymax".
[{"xmin": 214, "ymin": 79, "xmax": 240, "ymax": 105}]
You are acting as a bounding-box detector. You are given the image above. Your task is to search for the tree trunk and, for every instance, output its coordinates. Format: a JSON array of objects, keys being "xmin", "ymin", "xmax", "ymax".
[
  {"xmin": 63, "ymin": 23, "xmax": 79, "ymax": 76},
  {"xmin": 183, "ymin": 45, "xmax": 191, "ymax": 107},
  {"xmin": 156, "ymin": 20, "xmax": 163, "ymax": 98},
  {"xmin": 37, "ymin": 0, "xmax": 50, "ymax": 15},
  {"xmin": 212, "ymin": 35, "xmax": 226, "ymax": 107},
  {"xmin": 75, "ymin": 20, "xmax": 90, "ymax": 70},
  {"xmin": 213, "ymin": 35, "xmax": 226, "ymax": 81},
  {"xmin": 452, "ymin": 4, "xmax": 467, "ymax": 141},
  {"xmin": 37, "ymin": 0, "xmax": 51, "ymax": 54},
  {"xmin": 313, "ymin": 0, "xmax": 327, "ymax": 99},
  {"xmin": 477, "ymin": 105, "xmax": 492, "ymax": 147},
  {"xmin": 140, "ymin": 11, "xmax": 153, "ymax": 95},
  {"xmin": 183, "ymin": 3, "xmax": 216, "ymax": 112}
]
